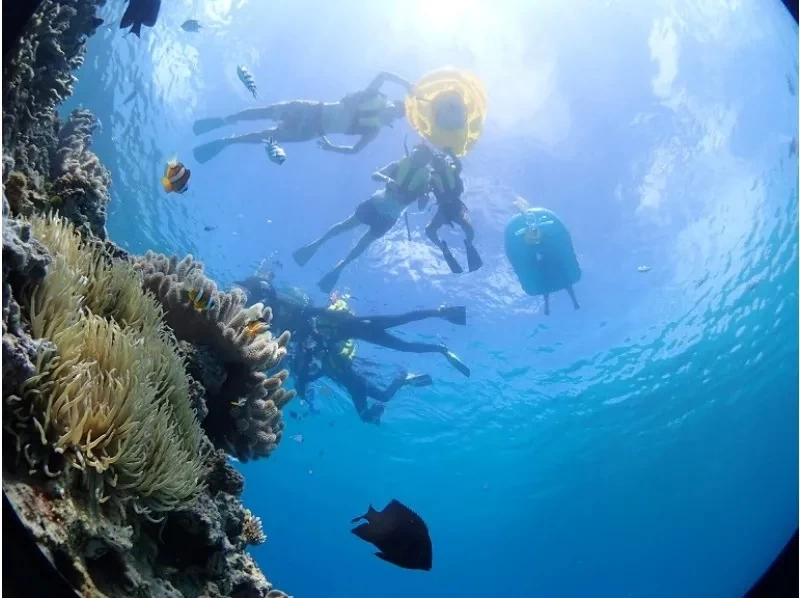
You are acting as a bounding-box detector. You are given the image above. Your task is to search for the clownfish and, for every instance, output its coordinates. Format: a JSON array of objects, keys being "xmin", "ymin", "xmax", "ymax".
[
  {"xmin": 245, "ymin": 317, "xmax": 269, "ymax": 338},
  {"xmin": 162, "ymin": 157, "xmax": 191, "ymax": 194},
  {"xmin": 188, "ymin": 288, "xmax": 215, "ymax": 311}
]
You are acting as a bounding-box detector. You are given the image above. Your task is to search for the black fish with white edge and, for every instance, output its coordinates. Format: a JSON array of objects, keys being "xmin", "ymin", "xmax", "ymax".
[
  {"xmin": 120, "ymin": 0, "xmax": 161, "ymax": 38},
  {"xmin": 350, "ymin": 499, "xmax": 433, "ymax": 571}
]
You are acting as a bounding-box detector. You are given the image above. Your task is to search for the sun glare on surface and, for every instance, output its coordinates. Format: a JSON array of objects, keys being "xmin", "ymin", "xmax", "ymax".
[{"xmin": 394, "ymin": 0, "xmax": 494, "ymax": 45}]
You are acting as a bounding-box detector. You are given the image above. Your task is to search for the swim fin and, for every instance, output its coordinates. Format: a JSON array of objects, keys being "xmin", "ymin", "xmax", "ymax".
[
  {"xmin": 439, "ymin": 305, "xmax": 466, "ymax": 326},
  {"xmin": 441, "ymin": 241, "xmax": 463, "ymax": 274},
  {"xmin": 405, "ymin": 373, "xmax": 433, "ymax": 388},
  {"xmin": 292, "ymin": 242, "xmax": 319, "ymax": 267},
  {"xmin": 465, "ymin": 241, "xmax": 483, "ymax": 272},
  {"xmin": 318, "ymin": 269, "xmax": 341, "ymax": 294},
  {"xmin": 444, "ymin": 350, "xmax": 471, "ymax": 378},
  {"xmin": 193, "ymin": 139, "xmax": 229, "ymax": 164},
  {"xmin": 192, "ymin": 117, "xmax": 227, "ymax": 135}
]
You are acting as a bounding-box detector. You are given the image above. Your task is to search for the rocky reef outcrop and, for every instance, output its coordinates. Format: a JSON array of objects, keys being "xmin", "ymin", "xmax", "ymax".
[{"xmin": 2, "ymin": 2, "xmax": 293, "ymax": 597}]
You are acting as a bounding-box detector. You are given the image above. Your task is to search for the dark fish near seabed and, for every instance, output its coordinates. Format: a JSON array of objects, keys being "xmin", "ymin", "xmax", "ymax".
[
  {"xmin": 120, "ymin": 0, "xmax": 161, "ymax": 38},
  {"xmin": 350, "ymin": 499, "xmax": 432, "ymax": 571}
]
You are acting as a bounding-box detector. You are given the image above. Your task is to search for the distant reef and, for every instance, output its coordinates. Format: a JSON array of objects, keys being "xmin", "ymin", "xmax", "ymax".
[{"xmin": 2, "ymin": 2, "xmax": 295, "ymax": 597}]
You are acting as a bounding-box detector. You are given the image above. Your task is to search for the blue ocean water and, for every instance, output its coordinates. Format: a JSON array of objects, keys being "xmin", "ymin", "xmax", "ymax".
[{"xmin": 64, "ymin": 0, "xmax": 797, "ymax": 595}]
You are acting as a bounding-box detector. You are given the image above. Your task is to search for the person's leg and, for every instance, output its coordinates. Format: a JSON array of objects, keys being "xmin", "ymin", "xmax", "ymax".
[
  {"xmin": 426, "ymin": 208, "xmax": 463, "ymax": 273},
  {"xmin": 353, "ymin": 329, "xmax": 470, "ymax": 377},
  {"xmin": 293, "ymin": 213, "xmax": 361, "ymax": 266},
  {"xmin": 565, "ymin": 285, "xmax": 580, "ymax": 310},
  {"xmin": 459, "ymin": 211, "xmax": 482, "ymax": 272},
  {"xmin": 318, "ymin": 230, "xmax": 380, "ymax": 293},
  {"xmin": 368, "ymin": 373, "xmax": 433, "ymax": 403},
  {"xmin": 193, "ymin": 127, "xmax": 280, "ymax": 164},
  {"xmin": 354, "ymin": 306, "xmax": 466, "ymax": 330}
]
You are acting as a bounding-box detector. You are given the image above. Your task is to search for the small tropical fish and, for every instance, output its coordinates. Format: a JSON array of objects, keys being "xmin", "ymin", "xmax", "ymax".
[
  {"xmin": 290, "ymin": 434, "xmax": 304, "ymax": 444},
  {"xmin": 162, "ymin": 157, "xmax": 191, "ymax": 194},
  {"xmin": 204, "ymin": 225, "xmax": 217, "ymax": 232},
  {"xmin": 180, "ymin": 19, "xmax": 202, "ymax": 32},
  {"xmin": 120, "ymin": 0, "xmax": 161, "ymax": 38},
  {"xmin": 188, "ymin": 288, "xmax": 216, "ymax": 311},
  {"xmin": 264, "ymin": 137, "xmax": 286, "ymax": 165},
  {"xmin": 237, "ymin": 65, "xmax": 258, "ymax": 99},
  {"xmin": 637, "ymin": 265, "xmax": 652, "ymax": 273},
  {"xmin": 245, "ymin": 317, "xmax": 269, "ymax": 338},
  {"xmin": 351, "ymin": 499, "xmax": 433, "ymax": 571}
]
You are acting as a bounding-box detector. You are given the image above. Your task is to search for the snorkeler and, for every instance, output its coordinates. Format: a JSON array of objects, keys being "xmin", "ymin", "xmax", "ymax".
[
  {"xmin": 524, "ymin": 226, "xmax": 580, "ymax": 316},
  {"xmin": 192, "ymin": 71, "xmax": 413, "ymax": 163},
  {"xmin": 425, "ymin": 148, "xmax": 482, "ymax": 273},
  {"xmin": 292, "ymin": 142, "xmax": 434, "ymax": 293}
]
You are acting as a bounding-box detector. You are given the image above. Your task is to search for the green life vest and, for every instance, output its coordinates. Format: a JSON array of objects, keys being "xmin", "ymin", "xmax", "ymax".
[
  {"xmin": 430, "ymin": 166, "xmax": 457, "ymax": 194},
  {"xmin": 393, "ymin": 157, "xmax": 430, "ymax": 195}
]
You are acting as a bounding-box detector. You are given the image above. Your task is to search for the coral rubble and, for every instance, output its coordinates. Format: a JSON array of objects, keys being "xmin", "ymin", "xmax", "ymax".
[{"xmin": 2, "ymin": 2, "xmax": 293, "ymax": 596}]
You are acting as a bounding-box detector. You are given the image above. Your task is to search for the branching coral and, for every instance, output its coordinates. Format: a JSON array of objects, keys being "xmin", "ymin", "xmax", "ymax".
[
  {"xmin": 133, "ymin": 251, "xmax": 297, "ymax": 461},
  {"xmin": 9, "ymin": 213, "xmax": 205, "ymax": 515}
]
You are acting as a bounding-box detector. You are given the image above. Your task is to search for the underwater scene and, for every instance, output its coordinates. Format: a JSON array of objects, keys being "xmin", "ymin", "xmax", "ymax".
[{"xmin": 1, "ymin": 0, "xmax": 798, "ymax": 596}]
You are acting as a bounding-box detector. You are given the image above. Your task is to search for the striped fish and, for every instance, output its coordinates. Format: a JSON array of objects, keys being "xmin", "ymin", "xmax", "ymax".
[
  {"xmin": 161, "ymin": 157, "xmax": 190, "ymax": 193},
  {"xmin": 237, "ymin": 64, "xmax": 258, "ymax": 99},
  {"xmin": 264, "ymin": 137, "xmax": 286, "ymax": 165}
]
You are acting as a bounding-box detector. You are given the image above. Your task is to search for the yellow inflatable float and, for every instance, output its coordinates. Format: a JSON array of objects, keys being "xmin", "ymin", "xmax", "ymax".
[{"xmin": 405, "ymin": 67, "xmax": 488, "ymax": 157}]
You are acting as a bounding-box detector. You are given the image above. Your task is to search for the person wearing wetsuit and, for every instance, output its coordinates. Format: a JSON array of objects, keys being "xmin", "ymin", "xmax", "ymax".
[
  {"xmin": 425, "ymin": 149, "xmax": 482, "ymax": 273},
  {"xmin": 192, "ymin": 71, "xmax": 412, "ymax": 163},
  {"xmin": 292, "ymin": 142, "xmax": 434, "ymax": 293},
  {"xmin": 289, "ymin": 301, "xmax": 433, "ymax": 424}
]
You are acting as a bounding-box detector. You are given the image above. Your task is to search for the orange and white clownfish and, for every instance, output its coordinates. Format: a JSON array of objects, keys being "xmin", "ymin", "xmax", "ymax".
[
  {"xmin": 245, "ymin": 317, "xmax": 269, "ymax": 338},
  {"xmin": 162, "ymin": 157, "xmax": 191, "ymax": 194},
  {"xmin": 188, "ymin": 288, "xmax": 215, "ymax": 310}
]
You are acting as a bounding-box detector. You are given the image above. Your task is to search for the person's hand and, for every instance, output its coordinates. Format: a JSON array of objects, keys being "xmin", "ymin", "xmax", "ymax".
[
  {"xmin": 317, "ymin": 136, "xmax": 333, "ymax": 151},
  {"xmin": 386, "ymin": 179, "xmax": 400, "ymax": 194}
]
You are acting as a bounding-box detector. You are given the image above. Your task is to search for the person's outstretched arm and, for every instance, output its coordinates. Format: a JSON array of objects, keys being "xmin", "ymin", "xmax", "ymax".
[
  {"xmin": 318, "ymin": 131, "xmax": 379, "ymax": 155},
  {"xmin": 366, "ymin": 71, "xmax": 414, "ymax": 93},
  {"xmin": 371, "ymin": 161, "xmax": 399, "ymax": 184}
]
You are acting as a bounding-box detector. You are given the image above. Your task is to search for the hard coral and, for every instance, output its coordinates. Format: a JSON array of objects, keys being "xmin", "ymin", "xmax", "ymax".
[{"xmin": 9, "ymin": 213, "xmax": 205, "ymax": 515}]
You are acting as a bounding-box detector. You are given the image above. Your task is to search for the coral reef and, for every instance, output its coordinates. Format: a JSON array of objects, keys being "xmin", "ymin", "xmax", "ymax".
[
  {"xmin": 3, "ymin": 0, "xmax": 111, "ymax": 238},
  {"xmin": 2, "ymin": 1, "xmax": 294, "ymax": 595},
  {"xmin": 50, "ymin": 108, "xmax": 112, "ymax": 239},
  {"xmin": 134, "ymin": 251, "xmax": 296, "ymax": 462},
  {"xmin": 3, "ymin": 0, "xmax": 105, "ymax": 187}
]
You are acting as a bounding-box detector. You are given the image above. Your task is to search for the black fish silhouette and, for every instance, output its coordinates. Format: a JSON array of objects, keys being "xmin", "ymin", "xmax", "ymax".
[
  {"xmin": 351, "ymin": 499, "xmax": 432, "ymax": 571},
  {"xmin": 120, "ymin": 0, "xmax": 161, "ymax": 38}
]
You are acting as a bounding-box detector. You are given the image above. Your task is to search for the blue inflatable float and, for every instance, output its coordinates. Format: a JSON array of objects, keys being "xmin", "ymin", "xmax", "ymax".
[{"xmin": 504, "ymin": 207, "xmax": 581, "ymax": 296}]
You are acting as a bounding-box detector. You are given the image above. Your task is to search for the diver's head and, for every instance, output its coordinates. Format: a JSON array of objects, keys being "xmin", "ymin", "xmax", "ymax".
[
  {"xmin": 524, "ymin": 226, "xmax": 544, "ymax": 245},
  {"xmin": 385, "ymin": 100, "xmax": 406, "ymax": 123},
  {"xmin": 410, "ymin": 142, "xmax": 434, "ymax": 166},
  {"xmin": 433, "ymin": 93, "xmax": 467, "ymax": 131}
]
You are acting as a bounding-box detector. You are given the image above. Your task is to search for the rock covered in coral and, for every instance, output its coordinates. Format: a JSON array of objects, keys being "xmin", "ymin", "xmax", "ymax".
[
  {"xmin": 134, "ymin": 251, "xmax": 297, "ymax": 461},
  {"xmin": 3, "ymin": 0, "xmax": 105, "ymax": 187},
  {"xmin": 134, "ymin": 252, "xmax": 291, "ymax": 370},
  {"xmin": 50, "ymin": 108, "xmax": 111, "ymax": 239}
]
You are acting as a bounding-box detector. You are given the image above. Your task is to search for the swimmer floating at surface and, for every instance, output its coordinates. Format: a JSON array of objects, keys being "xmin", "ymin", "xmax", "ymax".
[
  {"xmin": 292, "ymin": 142, "xmax": 434, "ymax": 293},
  {"xmin": 424, "ymin": 148, "xmax": 482, "ymax": 273},
  {"xmin": 192, "ymin": 71, "xmax": 413, "ymax": 163}
]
